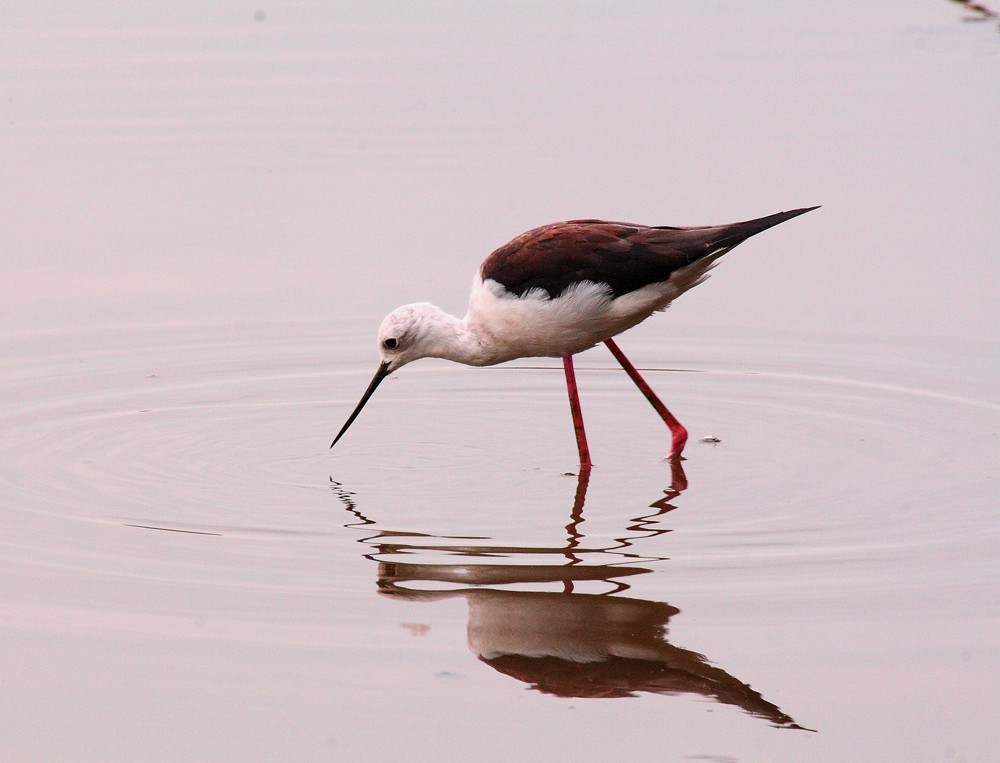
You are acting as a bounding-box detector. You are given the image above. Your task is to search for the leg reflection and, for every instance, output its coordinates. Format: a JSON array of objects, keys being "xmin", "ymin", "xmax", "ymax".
[{"xmin": 331, "ymin": 466, "xmax": 809, "ymax": 730}]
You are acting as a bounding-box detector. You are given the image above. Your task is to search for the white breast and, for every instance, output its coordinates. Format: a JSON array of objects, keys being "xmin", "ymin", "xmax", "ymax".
[{"xmin": 464, "ymin": 274, "xmax": 689, "ymax": 363}]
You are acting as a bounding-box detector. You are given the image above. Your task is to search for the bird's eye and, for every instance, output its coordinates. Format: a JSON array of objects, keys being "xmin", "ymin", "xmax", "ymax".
[{"xmin": 383, "ymin": 337, "xmax": 398, "ymax": 350}]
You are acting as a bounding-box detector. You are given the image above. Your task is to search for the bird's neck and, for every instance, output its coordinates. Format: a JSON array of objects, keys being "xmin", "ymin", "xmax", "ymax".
[{"xmin": 417, "ymin": 307, "xmax": 487, "ymax": 366}]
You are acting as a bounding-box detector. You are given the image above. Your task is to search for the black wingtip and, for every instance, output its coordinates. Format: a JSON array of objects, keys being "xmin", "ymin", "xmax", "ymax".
[
  {"xmin": 756, "ymin": 205, "xmax": 820, "ymax": 227},
  {"xmin": 708, "ymin": 205, "xmax": 819, "ymax": 252}
]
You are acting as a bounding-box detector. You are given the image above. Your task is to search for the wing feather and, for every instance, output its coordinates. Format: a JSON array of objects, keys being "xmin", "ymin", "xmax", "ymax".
[{"xmin": 479, "ymin": 208, "xmax": 817, "ymax": 298}]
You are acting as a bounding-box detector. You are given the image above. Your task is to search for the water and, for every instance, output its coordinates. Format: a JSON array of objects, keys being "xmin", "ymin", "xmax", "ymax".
[{"xmin": 2, "ymin": 3, "xmax": 998, "ymax": 761}]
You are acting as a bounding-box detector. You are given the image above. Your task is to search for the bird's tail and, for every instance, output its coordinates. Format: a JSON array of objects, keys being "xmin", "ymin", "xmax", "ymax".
[{"xmin": 707, "ymin": 206, "xmax": 820, "ymax": 252}]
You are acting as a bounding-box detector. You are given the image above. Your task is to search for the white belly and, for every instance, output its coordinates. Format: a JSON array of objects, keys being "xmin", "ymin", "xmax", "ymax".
[
  {"xmin": 465, "ymin": 278, "xmax": 668, "ymax": 363},
  {"xmin": 466, "ymin": 254, "xmax": 722, "ymax": 364}
]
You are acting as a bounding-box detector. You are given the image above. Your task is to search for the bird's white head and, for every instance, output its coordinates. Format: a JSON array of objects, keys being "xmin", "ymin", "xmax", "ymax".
[
  {"xmin": 330, "ymin": 302, "xmax": 468, "ymax": 450},
  {"xmin": 377, "ymin": 303, "xmax": 433, "ymax": 372},
  {"xmin": 377, "ymin": 302, "xmax": 467, "ymax": 372}
]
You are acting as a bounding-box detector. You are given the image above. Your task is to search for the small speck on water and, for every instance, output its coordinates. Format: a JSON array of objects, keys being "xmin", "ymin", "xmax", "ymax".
[{"xmin": 699, "ymin": 436, "xmax": 721, "ymax": 444}]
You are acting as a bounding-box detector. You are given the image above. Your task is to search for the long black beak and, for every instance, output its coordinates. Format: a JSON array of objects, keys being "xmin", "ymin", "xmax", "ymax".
[{"xmin": 330, "ymin": 361, "xmax": 391, "ymax": 449}]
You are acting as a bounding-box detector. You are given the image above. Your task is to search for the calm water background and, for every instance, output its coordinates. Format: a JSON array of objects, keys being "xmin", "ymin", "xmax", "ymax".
[{"xmin": 2, "ymin": 2, "xmax": 998, "ymax": 761}]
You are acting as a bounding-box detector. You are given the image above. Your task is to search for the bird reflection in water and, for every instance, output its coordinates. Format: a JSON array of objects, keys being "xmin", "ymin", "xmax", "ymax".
[{"xmin": 332, "ymin": 461, "xmax": 809, "ymax": 731}]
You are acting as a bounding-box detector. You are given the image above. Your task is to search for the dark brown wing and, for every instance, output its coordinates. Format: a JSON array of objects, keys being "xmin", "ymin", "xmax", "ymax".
[{"xmin": 480, "ymin": 207, "xmax": 818, "ymax": 298}]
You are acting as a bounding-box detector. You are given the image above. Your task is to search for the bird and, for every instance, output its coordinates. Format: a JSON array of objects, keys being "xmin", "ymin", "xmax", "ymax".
[{"xmin": 331, "ymin": 206, "xmax": 818, "ymax": 468}]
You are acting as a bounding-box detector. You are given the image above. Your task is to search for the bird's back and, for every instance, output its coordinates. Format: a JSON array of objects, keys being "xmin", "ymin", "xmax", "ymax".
[{"xmin": 480, "ymin": 208, "xmax": 817, "ymax": 299}]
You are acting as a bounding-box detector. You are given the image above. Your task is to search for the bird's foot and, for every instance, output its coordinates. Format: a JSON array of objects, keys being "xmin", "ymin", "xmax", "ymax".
[{"xmin": 666, "ymin": 426, "xmax": 688, "ymax": 460}]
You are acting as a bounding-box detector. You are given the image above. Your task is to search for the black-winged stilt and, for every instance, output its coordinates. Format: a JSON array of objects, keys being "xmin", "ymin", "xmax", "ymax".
[{"xmin": 331, "ymin": 207, "xmax": 818, "ymax": 468}]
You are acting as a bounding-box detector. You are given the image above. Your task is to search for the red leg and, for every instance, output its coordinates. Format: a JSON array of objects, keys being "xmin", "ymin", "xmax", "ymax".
[
  {"xmin": 604, "ymin": 338, "xmax": 688, "ymax": 459},
  {"xmin": 562, "ymin": 355, "xmax": 592, "ymax": 470}
]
